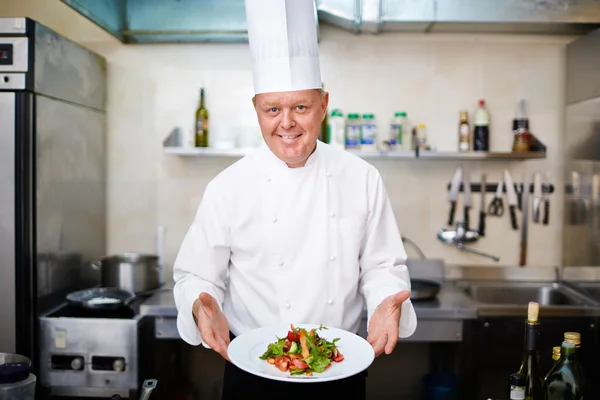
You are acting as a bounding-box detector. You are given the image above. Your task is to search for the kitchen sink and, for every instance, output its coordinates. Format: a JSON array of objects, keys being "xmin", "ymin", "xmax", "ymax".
[
  {"xmin": 568, "ymin": 282, "xmax": 600, "ymax": 303},
  {"xmin": 458, "ymin": 281, "xmax": 596, "ymax": 307}
]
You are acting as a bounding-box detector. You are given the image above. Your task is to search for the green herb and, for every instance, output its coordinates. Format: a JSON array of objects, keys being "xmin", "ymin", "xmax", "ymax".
[{"xmin": 259, "ymin": 337, "xmax": 285, "ymax": 360}]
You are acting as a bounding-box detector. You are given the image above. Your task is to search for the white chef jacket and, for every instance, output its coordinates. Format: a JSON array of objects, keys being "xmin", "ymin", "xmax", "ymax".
[{"xmin": 173, "ymin": 140, "xmax": 417, "ymax": 347}]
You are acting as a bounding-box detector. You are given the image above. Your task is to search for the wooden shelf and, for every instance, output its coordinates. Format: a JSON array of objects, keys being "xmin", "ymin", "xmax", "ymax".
[{"xmin": 163, "ymin": 146, "xmax": 546, "ymax": 161}]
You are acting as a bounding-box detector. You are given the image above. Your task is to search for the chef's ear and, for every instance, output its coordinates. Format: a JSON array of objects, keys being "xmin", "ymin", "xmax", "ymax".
[{"xmin": 320, "ymin": 90, "xmax": 329, "ymax": 115}]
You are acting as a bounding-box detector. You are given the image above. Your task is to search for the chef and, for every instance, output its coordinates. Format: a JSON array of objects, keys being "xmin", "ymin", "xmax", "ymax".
[{"xmin": 173, "ymin": 0, "xmax": 417, "ymax": 398}]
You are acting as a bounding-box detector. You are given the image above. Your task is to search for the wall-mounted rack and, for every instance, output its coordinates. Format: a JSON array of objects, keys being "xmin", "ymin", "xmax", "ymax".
[{"xmin": 446, "ymin": 182, "xmax": 555, "ymax": 194}]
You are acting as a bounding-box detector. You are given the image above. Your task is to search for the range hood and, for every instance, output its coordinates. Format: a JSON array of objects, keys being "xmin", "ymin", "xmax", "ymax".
[{"xmin": 61, "ymin": 0, "xmax": 600, "ymax": 44}]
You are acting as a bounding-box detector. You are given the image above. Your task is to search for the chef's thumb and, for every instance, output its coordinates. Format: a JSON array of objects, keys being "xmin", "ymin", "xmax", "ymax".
[
  {"xmin": 199, "ymin": 292, "xmax": 216, "ymax": 311},
  {"xmin": 392, "ymin": 290, "xmax": 410, "ymax": 308}
]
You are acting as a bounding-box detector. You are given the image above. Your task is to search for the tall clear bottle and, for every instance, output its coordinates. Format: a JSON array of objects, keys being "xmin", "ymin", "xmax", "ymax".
[
  {"xmin": 545, "ymin": 341, "xmax": 585, "ymax": 400},
  {"xmin": 516, "ymin": 301, "xmax": 545, "ymax": 400}
]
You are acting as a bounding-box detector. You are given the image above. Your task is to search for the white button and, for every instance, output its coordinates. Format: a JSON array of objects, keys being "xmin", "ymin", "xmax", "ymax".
[
  {"xmin": 285, "ymin": 302, "xmax": 291, "ymax": 309},
  {"xmin": 267, "ymin": 177, "xmax": 271, "ymax": 182},
  {"xmin": 327, "ymin": 298, "xmax": 334, "ymax": 305},
  {"xmin": 272, "ymin": 217, "xmax": 278, "ymax": 223},
  {"xmin": 279, "ymin": 261, "xmax": 285, "ymax": 267},
  {"xmin": 326, "ymin": 172, "xmax": 332, "ymax": 178},
  {"xmin": 329, "ymin": 255, "xmax": 336, "ymax": 261},
  {"xmin": 329, "ymin": 212, "xmax": 336, "ymax": 218}
]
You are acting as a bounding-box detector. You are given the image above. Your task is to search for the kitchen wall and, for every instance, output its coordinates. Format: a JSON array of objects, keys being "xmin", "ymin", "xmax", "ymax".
[{"xmin": 2, "ymin": 0, "xmax": 575, "ymax": 280}]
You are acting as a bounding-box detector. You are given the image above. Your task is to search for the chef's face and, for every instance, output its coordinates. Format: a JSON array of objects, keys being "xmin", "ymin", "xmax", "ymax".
[{"xmin": 253, "ymin": 89, "xmax": 328, "ymax": 168}]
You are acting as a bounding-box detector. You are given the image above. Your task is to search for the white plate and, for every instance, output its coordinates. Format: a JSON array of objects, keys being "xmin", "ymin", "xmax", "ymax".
[{"xmin": 227, "ymin": 323, "xmax": 375, "ymax": 383}]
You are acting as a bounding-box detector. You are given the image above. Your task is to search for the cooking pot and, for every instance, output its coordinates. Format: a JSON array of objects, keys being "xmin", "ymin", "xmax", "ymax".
[
  {"xmin": 91, "ymin": 253, "xmax": 162, "ymax": 293},
  {"xmin": 0, "ymin": 353, "xmax": 36, "ymax": 400}
]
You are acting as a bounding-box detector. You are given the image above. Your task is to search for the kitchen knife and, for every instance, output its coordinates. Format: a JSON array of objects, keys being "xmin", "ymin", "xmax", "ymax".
[
  {"xmin": 520, "ymin": 172, "xmax": 531, "ymax": 266},
  {"xmin": 448, "ymin": 166, "xmax": 462, "ymax": 226},
  {"xmin": 478, "ymin": 173, "xmax": 486, "ymax": 236},
  {"xmin": 542, "ymin": 173, "xmax": 551, "ymax": 225},
  {"xmin": 504, "ymin": 170, "xmax": 519, "ymax": 230},
  {"xmin": 532, "ymin": 172, "xmax": 542, "ymax": 223},
  {"xmin": 463, "ymin": 166, "xmax": 472, "ymax": 229}
]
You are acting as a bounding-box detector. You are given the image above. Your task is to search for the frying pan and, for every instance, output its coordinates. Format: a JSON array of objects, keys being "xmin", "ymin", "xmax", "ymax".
[
  {"xmin": 66, "ymin": 287, "xmax": 136, "ymax": 311},
  {"xmin": 410, "ymin": 278, "xmax": 441, "ymax": 302}
]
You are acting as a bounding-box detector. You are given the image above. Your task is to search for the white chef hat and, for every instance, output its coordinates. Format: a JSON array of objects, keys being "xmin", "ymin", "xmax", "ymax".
[{"xmin": 245, "ymin": 0, "xmax": 322, "ymax": 94}]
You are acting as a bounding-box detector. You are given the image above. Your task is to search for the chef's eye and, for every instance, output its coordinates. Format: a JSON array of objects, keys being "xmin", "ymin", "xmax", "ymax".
[
  {"xmin": 269, "ymin": 107, "xmax": 278, "ymax": 113},
  {"xmin": 296, "ymin": 105, "xmax": 305, "ymax": 111}
]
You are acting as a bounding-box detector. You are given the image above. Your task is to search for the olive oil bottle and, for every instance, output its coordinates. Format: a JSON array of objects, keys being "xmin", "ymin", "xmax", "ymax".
[
  {"xmin": 516, "ymin": 301, "xmax": 545, "ymax": 399},
  {"xmin": 195, "ymin": 88, "xmax": 209, "ymax": 147},
  {"xmin": 545, "ymin": 341, "xmax": 584, "ymax": 400},
  {"xmin": 545, "ymin": 332, "xmax": 585, "ymax": 400}
]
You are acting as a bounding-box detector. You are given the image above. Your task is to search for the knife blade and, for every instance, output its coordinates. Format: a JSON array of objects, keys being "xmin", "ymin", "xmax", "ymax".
[
  {"xmin": 463, "ymin": 166, "xmax": 472, "ymax": 229},
  {"xmin": 542, "ymin": 173, "xmax": 551, "ymax": 225},
  {"xmin": 520, "ymin": 172, "xmax": 531, "ymax": 266},
  {"xmin": 532, "ymin": 172, "xmax": 542, "ymax": 223},
  {"xmin": 504, "ymin": 170, "xmax": 519, "ymax": 230},
  {"xmin": 478, "ymin": 173, "xmax": 486, "ymax": 236},
  {"xmin": 448, "ymin": 166, "xmax": 462, "ymax": 226}
]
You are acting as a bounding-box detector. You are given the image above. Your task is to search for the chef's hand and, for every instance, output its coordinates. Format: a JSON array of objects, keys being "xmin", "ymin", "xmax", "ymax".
[
  {"xmin": 193, "ymin": 292, "xmax": 230, "ymax": 361},
  {"xmin": 366, "ymin": 290, "xmax": 411, "ymax": 357}
]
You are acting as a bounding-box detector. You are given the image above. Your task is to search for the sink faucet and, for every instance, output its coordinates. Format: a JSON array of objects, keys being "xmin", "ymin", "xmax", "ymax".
[{"xmin": 437, "ymin": 221, "xmax": 500, "ymax": 262}]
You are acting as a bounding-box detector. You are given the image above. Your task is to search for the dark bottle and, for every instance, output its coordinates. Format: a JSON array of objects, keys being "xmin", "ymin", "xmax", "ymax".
[
  {"xmin": 473, "ymin": 99, "xmax": 489, "ymax": 151},
  {"xmin": 195, "ymin": 88, "xmax": 209, "ymax": 147},
  {"xmin": 545, "ymin": 341, "xmax": 585, "ymax": 400},
  {"xmin": 516, "ymin": 301, "xmax": 545, "ymax": 399}
]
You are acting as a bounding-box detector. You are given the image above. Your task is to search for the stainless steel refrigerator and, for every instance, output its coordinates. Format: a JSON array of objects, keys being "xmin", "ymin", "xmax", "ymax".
[
  {"xmin": 0, "ymin": 16, "xmax": 107, "ymax": 372},
  {"xmin": 564, "ymin": 28, "xmax": 600, "ymax": 267}
]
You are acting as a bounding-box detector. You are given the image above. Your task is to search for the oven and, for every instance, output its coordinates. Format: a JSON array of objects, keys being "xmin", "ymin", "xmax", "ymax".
[{"xmin": 38, "ymin": 299, "xmax": 154, "ymax": 399}]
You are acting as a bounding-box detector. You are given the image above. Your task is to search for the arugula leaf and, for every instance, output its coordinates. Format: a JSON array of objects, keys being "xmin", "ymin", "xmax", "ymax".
[{"xmin": 259, "ymin": 339, "xmax": 285, "ymax": 360}]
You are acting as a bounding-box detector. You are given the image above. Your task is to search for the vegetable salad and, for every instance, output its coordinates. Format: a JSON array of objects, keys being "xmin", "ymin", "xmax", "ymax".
[{"xmin": 259, "ymin": 324, "xmax": 345, "ymax": 376}]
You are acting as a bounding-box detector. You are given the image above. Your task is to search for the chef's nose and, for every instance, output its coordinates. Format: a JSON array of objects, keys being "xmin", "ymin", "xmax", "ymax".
[{"xmin": 280, "ymin": 110, "xmax": 295, "ymax": 129}]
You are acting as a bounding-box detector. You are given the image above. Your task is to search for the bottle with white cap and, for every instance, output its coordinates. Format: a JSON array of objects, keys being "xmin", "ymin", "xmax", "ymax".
[{"xmin": 329, "ymin": 109, "xmax": 345, "ymax": 149}]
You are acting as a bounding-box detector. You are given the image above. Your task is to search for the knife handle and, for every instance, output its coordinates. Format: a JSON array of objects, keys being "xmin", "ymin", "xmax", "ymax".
[
  {"xmin": 464, "ymin": 207, "xmax": 470, "ymax": 230},
  {"xmin": 519, "ymin": 242, "xmax": 527, "ymax": 266},
  {"xmin": 509, "ymin": 205, "xmax": 518, "ymax": 230},
  {"xmin": 478, "ymin": 211, "xmax": 486, "ymax": 236},
  {"xmin": 448, "ymin": 202, "xmax": 456, "ymax": 226},
  {"xmin": 543, "ymin": 200, "xmax": 550, "ymax": 225}
]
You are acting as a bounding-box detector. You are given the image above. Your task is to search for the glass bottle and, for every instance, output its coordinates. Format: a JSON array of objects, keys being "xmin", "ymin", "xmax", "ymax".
[
  {"xmin": 545, "ymin": 341, "xmax": 585, "ymax": 400},
  {"xmin": 510, "ymin": 373, "xmax": 526, "ymax": 400},
  {"xmin": 516, "ymin": 301, "xmax": 545, "ymax": 399},
  {"xmin": 458, "ymin": 110, "xmax": 470, "ymax": 152},
  {"xmin": 195, "ymin": 88, "xmax": 209, "ymax": 147}
]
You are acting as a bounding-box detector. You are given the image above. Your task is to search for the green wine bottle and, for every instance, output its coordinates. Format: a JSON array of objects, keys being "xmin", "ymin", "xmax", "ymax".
[
  {"xmin": 516, "ymin": 301, "xmax": 546, "ymax": 400},
  {"xmin": 195, "ymin": 88, "xmax": 209, "ymax": 147},
  {"xmin": 545, "ymin": 339, "xmax": 585, "ymax": 399}
]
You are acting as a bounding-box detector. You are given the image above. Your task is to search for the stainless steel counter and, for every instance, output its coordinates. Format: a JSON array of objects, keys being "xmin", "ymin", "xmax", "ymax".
[
  {"xmin": 139, "ymin": 284, "xmax": 479, "ymax": 342},
  {"xmin": 140, "ymin": 266, "xmax": 600, "ymax": 342}
]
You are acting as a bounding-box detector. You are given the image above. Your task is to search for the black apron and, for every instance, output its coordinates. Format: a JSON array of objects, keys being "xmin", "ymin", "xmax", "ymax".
[{"xmin": 222, "ymin": 332, "xmax": 368, "ymax": 400}]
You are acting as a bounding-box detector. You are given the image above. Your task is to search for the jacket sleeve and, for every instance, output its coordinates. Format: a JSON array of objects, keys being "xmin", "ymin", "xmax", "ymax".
[
  {"xmin": 358, "ymin": 169, "xmax": 417, "ymax": 338},
  {"xmin": 172, "ymin": 180, "xmax": 231, "ymax": 346}
]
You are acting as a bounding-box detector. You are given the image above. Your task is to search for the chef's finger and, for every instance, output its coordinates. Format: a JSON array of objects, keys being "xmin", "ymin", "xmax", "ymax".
[
  {"xmin": 384, "ymin": 333, "xmax": 398, "ymax": 355},
  {"xmin": 390, "ymin": 291, "xmax": 410, "ymax": 311},
  {"xmin": 372, "ymin": 333, "xmax": 387, "ymax": 357},
  {"xmin": 199, "ymin": 293, "xmax": 216, "ymax": 317},
  {"xmin": 200, "ymin": 325, "xmax": 218, "ymax": 350},
  {"xmin": 216, "ymin": 335, "xmax": 230, "ymax": 361}
]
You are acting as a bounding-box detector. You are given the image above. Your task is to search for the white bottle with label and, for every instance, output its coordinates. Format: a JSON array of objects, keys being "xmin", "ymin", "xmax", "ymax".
[
  {"xmin": 329, "ymin": 109, "xmax": 345, "ymax": 149},
  {"xmin": 360, "ymin": 113, "xmax": 377, "ymax": 151}
]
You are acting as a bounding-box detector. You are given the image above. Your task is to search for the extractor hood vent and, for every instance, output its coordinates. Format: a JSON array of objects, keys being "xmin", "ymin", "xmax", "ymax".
[
  {"xmin": 60, "ymin": 0, "xmax": 600, "ymax": 44},
  {"xmin": 319, "ymin": 0, "xmax": 600, "ymax": 35}
]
